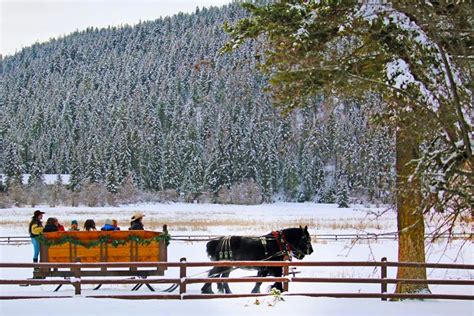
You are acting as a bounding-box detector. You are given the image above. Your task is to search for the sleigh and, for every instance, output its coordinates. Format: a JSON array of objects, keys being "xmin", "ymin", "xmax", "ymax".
[{"xmin": 35, "ymin": 226, "xmax": 169, "ymax": 279}]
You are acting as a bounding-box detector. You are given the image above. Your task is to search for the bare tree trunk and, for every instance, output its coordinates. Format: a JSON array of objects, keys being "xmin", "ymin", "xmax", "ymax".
[{"xmin": 395, "ymin": 124, "xmax": 430, "ymax": 294}]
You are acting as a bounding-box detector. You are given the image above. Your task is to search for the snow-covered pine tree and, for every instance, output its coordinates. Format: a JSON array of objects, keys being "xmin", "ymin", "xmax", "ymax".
[
  {"xmin": 106, "ymin": 156, "xmax": 119, "ymax": 195},
  {"xmin": 222, "ymin": 1, "xmax": 472, "ymax": 294},
  {"xmin": 336, "ymin": 178, "xmax": 349, "ymax": 208},
  {"xmin": 0, "ymin": 2, "xmax": 397, "ymax": 205}
]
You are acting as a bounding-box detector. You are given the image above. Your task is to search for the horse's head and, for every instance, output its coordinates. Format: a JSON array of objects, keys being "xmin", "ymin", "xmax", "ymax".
[{"xmin": 284, "ymin": 226, "xmax": 314, "ymax": 260}]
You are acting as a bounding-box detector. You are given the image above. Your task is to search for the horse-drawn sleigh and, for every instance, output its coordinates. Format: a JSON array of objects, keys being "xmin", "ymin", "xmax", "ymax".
[
  {"xmin": 35, "ymin": 225, "xmax": 169, "ymax": 281},
  {"xmin": 34, "ymin": 225, "xmax": 313, "ymax": 294}
]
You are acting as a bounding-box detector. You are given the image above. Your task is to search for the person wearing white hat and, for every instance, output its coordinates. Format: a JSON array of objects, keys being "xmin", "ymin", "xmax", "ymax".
[{"xmin": 129, "ymin": 212, "xmax": 145, "ymax": 230}]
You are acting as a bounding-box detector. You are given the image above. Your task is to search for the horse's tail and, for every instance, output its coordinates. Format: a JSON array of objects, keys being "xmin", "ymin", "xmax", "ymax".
[{"xmin": 206, "ymin": 237, "xmax": 223, "ymax": 261}]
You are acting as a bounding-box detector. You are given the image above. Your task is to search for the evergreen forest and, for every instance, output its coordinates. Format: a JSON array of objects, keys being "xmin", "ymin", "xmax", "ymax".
[{"xmin": 0, "ymin": 3, "xmax": 394, "ymax": 206}]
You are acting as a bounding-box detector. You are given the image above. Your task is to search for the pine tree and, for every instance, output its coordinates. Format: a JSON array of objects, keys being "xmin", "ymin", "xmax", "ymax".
[
  {"xmin": 222, "ymin": 1, "xmax": 472, "ymax": 294},
  {"xmin": 50, "ymin": 174, "xmax": 64, "ymax": 207},
  {"xmin": 106, "ymin": 157, "xmax": 119, "ymax": 195},
  {"xmin": 0, "ymin": 2, "xmax": 406, "ymax": 207},
  {"xmin": 69, "ymin": 157, "xmax": 83, "ymax": 193},
  {"xmin": 336, "ymin": 179, "xmax": 349, "ymax": 208},
  {"xmin": 4, "ymin": 142, "xmax": 23, "ymax": 189}
]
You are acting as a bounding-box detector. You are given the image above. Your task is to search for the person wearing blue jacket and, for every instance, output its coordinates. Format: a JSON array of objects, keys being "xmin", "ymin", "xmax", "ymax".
[{"xmin": 101, "ymin": 218, "xmax": 118, "ymax": 231}]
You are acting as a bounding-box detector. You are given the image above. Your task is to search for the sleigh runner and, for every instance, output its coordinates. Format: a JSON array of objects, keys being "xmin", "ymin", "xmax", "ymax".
[{"xmin": 35, "ymin": 225, "xmax": 169, "ymax": 279}]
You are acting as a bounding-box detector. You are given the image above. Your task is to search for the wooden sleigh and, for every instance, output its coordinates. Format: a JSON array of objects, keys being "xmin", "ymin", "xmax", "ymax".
[{"xmin": 36, "ymin": 225, "xmax": 169, "ymax": 280}]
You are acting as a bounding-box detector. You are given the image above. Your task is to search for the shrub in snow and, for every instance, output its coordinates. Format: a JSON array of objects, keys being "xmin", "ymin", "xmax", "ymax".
[
  {"xmin": 70, "ymin": 192, "xmax": 80, "ymax": 207},
  {"xmin": 80, "ymin": 181, "xmax": 107, "ymax": 207},
  {"xmin": 0, "ymin": 192, "xmax": 13, "ymax": 209},
  {"xmin": 158, "ymin": 189, "xmax": 179, "ymax": 202},
  {"xmin": 8, "ymin": 184, "xmax": 26, "ymax": 207},
  {"xmin": 117, "ymin": 175, "xmax": 138, "ymax": 204},
  {"xmin": 229, "ymin": 179, "xmax": 263, "ymax": 205},
  {"xmin": 106, "ymin": 192, "xmax": 118, "ymax": 206},
  {"xmin": 216, "ymin": 186, "xmax": 231, "ymax": 204},
  {"xmin": 197, "ymin": 191, "xmax": 212, "ymax": 204}
]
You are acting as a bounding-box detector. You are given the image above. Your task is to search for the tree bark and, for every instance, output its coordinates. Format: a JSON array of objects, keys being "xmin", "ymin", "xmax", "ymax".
[{"xmin": 394, "ymin": 123, "xmax": 430, "ymax": 294}]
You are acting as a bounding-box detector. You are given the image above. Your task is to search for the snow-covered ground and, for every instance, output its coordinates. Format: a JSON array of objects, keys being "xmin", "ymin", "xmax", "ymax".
[{"xmin": 0, "ymin": 203, "xmax": 472, "ymax": 316}]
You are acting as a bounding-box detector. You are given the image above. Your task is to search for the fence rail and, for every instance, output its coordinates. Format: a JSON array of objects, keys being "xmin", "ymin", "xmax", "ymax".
[
  {"xmin": 1, "ymin": 232, "xmax": 471, "ymax": 245},
  {"xmin": 0, "ymin": 258, "xmax": 472, "ymax": 301}
]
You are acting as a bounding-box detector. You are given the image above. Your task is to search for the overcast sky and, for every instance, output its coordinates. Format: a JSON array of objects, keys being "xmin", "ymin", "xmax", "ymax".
[{"xmin": 0, "ymin": 0, "xmax": 232, "ymax": 57}]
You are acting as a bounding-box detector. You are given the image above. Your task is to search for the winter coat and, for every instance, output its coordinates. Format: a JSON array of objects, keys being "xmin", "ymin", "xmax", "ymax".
[
  {"xmin": 101, "ymin": 224, "xmax": 118, "ymax": 231},
  {"xmin": 129, "ymin": 221, "xmax": 144, "ymax": 231},
  {"xmin": 43, "ymin": 224, "xmax": 59, "ymax": 233},
  {"xmin": 29, "ymin": 218, "xmax": 43, "ymax": 237}
]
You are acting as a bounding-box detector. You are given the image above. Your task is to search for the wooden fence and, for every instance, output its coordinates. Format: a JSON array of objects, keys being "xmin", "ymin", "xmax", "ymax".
[
  {"xmin": 0, "ymin": 259, "xmax": 473, "ymax": 300},
  {"xmin": 1, "ymin": 232, "xmax": 471, "ymax": 244}
]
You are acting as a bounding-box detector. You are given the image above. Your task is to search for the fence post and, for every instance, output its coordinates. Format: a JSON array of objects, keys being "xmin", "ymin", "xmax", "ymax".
[
  {"xmin": 283, "ymin": 261, "xmax": 289, "ymax": 292},
  {"xmin": 179, "ymin": 257, "xmax": 187, "ymax": 296},
  {"xmin": 381, "ymin": 257, "xmax": 387, "ymax": 301},
  {"xmin": 72, "ymin": 258, "xmax": 82, "ymax": 295}
]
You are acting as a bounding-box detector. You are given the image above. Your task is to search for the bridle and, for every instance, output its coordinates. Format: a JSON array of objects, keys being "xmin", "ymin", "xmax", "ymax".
[
  {"xmin": 271, "ymin": 230, "xmax": 292, "ymax": 260},
  {"xmin": 271, "ymin": 229, "xmax": 309, "ymax": 261}
]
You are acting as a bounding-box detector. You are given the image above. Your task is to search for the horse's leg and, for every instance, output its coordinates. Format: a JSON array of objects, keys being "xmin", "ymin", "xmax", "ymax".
[
  {"xmin": 215, "ymin": 267, "xmax": 232, "ymax": 293},
  {"xmin": 201, "ymin": 281, "xmax": 213, "ymax": 294},
  {"xmin": 251, "ymin": 269, "xmax": 268, "ymax": 293},
  {"xmin": 201, "ymin": 266, "xmax": 225, "ymax": 294},
  {"xmin": 216, "ymin": 280, "xmax": 224, "ymax": 294},
  {"xmin": 221, "ymin": 269, "xmax": 232, "ymax": 294},
  {"xmin": 202, "ymin": 267, "xmax": 230, "ymax": 294},
  {"xmin": 270, "ymin": 267, "xmax": 284, "ymax": 292}
]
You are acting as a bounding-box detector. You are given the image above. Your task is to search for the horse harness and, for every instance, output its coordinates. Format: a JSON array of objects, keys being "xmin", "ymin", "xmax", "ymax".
[
  {"xmin": 258, "ymin": 231, "xmax": 293, "ymax": 261},
  {"xmin": 218, "ymin": 236, "xmax": 233, "ymax": 260},
  {"xmin": 218, "ymin": 230, "xmax": 294, "ymax": 261},
  {"xmin": 270, "ymin": 230, "xmax": 293, "ymax": 261}
]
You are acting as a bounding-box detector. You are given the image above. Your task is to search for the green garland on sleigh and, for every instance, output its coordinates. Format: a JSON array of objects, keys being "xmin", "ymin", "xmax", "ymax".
[{"xmin": 37, "ymin": 232, "xmax": 171, "ymax": 249}]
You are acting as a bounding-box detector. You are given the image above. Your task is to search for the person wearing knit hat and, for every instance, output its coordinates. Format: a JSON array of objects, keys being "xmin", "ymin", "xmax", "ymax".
[
  {"xmin": 101, "ymin": 218, "xmax": 118, "ymax": 231},
  {"xmin": 129, "ymin": 212, "xmax": 145, "ymax": 230},
  {"xmin": 29, "ymin": 210, "xmax": 45, "ymax": 264},
  {"xmin": 69, "ymin": 220, "xmax": 80, "ymax": 231}
]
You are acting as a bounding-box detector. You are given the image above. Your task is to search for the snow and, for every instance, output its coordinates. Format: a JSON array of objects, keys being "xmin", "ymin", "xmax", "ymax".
[
  {"xmin": 0, "ymin": 174, "xmax": 70, "ymax": 185},
  {"xmin": 1, "ymin": 296, "xmax": 472, "ymax": 316},
  {"xmin": 385, "ymin": 58, "xmax": 439, "ymax": 109},
  {"xmin": 0, "ymin": 202, "xmax": 472, "ymax": 316},
  {"xmin": 352, "ymin": 2, "xmax": 471, "ymax": 113}
]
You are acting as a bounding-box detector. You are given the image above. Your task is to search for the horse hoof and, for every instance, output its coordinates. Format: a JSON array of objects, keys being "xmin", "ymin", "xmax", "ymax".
[
  {"xmin": 201, "ymin": 289, "xmax": 214, "ymax": 294},
  {"xmin": 201, "ymin": 284, "xmax": 214, "ymax": 294}
]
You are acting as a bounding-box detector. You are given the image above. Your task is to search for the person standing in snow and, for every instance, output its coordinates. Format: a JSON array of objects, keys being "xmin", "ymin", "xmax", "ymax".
[
  {"xmin": 129, "ymin": 212, "xmax": 145, "ymax": 230},
  {"xmin": 29, "ymin": 210, "xmax": 45, "ymax": 264}
]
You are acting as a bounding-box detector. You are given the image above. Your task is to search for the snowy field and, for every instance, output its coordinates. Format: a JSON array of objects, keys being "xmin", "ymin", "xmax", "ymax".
[{"xmin": 0, "ymin": 203, "xmax": 472, "ymax": 316}]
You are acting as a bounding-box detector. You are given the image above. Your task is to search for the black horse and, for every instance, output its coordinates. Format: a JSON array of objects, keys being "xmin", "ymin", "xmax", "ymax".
[{"xmin": 201, "ymin": 226, "xmax": 313, "ymax": 294}]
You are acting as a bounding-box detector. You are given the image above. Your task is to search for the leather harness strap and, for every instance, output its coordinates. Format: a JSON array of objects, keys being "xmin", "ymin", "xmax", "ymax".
[
  {"xmin": 260, "ymin": 237, "xmax": 268, "ymax": 257},
  {"xmin": 271, "ymin": 230, "xmax": 292, "ymax": 260}
]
